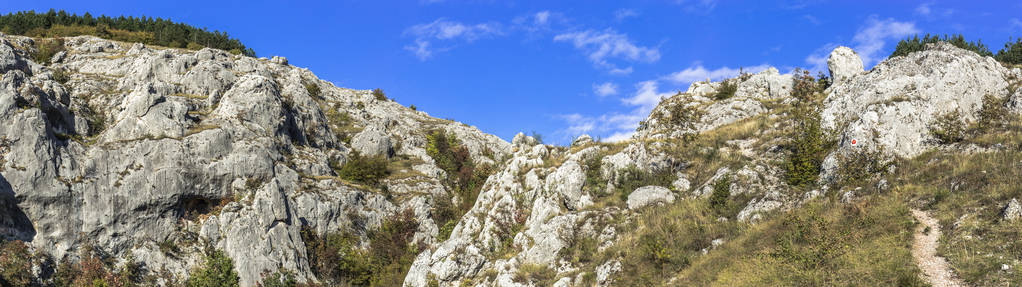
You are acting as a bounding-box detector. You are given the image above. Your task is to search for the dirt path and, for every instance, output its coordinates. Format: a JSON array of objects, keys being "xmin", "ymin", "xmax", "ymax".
[{"xmin": 911, "ymin": 209, "xmax": 965, "ymax": 287}]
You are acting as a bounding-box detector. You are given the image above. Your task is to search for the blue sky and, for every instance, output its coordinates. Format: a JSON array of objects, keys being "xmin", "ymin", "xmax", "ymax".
[{"xmin": 4, "ymin": 1, "xmax": 1022, "ymax": 144}]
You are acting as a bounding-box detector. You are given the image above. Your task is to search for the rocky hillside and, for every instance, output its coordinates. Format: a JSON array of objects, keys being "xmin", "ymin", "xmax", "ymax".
[
  {"xmin": 0, "ymin": 34, "xmax": 508, "ymax": 286},
  {"xmin": 2, "ymin": 31, "xmax": 1022, "ymax": 286},
  {"xmin": 404, "ymin": 42, "xmax": 1022, "ymax": 286}
]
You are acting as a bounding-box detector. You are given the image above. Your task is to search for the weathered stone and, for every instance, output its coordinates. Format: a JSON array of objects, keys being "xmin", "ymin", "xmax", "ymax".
[
  {"xmin": 828, "ymin": 46, "xmax": 863, "ymax": 84},
  {"xmin": 626, "ymin": 186, "xmax": 676, "ymax": 210},
  {"xmin": 1003, "ymin": 198, "xmax": 1022, "ymax": 221}
]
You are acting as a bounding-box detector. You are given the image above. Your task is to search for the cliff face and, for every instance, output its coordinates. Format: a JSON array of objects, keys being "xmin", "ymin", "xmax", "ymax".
[
  {"xmin": 2, "ymin": 32, "xmax": 1021, "ymax": 287},
  {"xmin": 0, "ymin": 34, "xmax": 508, "ymax": 286}
]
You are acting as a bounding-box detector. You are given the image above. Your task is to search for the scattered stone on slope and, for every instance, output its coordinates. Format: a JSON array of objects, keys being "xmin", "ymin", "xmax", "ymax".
[
  {"xmin": 1003, "ymin": 198, "xmax": 1022, "ymax": 221},
  {"xmin": 626, "ymin": 185, "xmax": 676, "ymax": 210}
]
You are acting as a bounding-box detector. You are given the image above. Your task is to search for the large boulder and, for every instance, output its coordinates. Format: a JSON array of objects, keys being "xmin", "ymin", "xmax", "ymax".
[
  {"xmin": 626, "ymin": 186, "xmax": 676, "ymax": 210},
  {"xmin": 351, "ymin": 125, "xmax": 393, "ymax": 157},
  {"xmin": 828, "ymin": 46, "xmax": 864, "ymax": 84}
]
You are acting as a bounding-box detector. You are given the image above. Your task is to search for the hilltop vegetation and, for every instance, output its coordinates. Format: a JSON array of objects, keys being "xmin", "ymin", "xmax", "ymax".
[
  {"xmin": 889, "ymin": 33, "xmax": 1022, "ymax": 65},
  {"xmin": 0, "ymin": 9, "xmax": 255, "ymax": 56}
]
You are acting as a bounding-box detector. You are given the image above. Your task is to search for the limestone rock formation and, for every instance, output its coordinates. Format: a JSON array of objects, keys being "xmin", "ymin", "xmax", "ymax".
[
  {"xmin": 3, "ymin": 30, "xmax": 1021, "ymax": 287},
  {"xmin": 0, "ymin": 34, "xmax": 509, "ymax": 286},
  {"xmin": 828, "ymin": 46, "xmax": 863, "ymax": 84}
]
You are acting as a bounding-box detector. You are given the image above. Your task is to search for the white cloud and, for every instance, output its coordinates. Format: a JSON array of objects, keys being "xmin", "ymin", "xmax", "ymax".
[
  {"xmin": 614, "ymin": 9, "xmax": 639, "ymax": 21},
  {"xmin": 915, "ymin": 3, "xmax": 932, "ymax": 15},
  {"xmin": 803, "ymin": 15, "xmax": 821, "ymax": 25},
  {"xmin": 403, "ymin": 19, "xmax": 503, "ymax": 60},
  {"xmin": 664, "ymin": 64, "xmax": 771, "ymax": 85},
  {"xmin": 673, "ymin": 0, "xmax": 719, "ymax": 11},
  {"xmin": 593, "ymin": 82, "xmax": 619, "ymax": 97},
  {"xmin": 915, "ymin": 2, "xmax": 954, "ymax": 18},
  {"xmin": 558, "ymin": 80, "xmax": 676, "ymax": 142},
  {"xmin": 1012, "ymin": 18, "xmax": 1022, "ymax": 31},
  {"xmin": 805, "ymin": 43, "xmax": 839, "ymax": 73},
  {"xmin": 534, "ymin": 11, "xmax": 551, "ymax": 25},
  {"xmin": 554, "ymin": 29, "xmax": 660, "ymax": 73},
  {"xmin": 851, "ymin": 16, "xmax": 919, "ymax": 67},
  {"xmin": 805, "ymin": 16, "xmax": 918, "ymax": 72},
  {"xmin": 405, "ymin": 40, "xmax": 433, "ymax": 60}
]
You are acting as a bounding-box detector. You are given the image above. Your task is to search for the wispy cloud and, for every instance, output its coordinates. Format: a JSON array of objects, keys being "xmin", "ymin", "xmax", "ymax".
[
  {"xmin": 593, "ymin": 82, "xmax": 619, "ymax": 97},
  {"xmin": 1012, "ymin": 18, "xmax": 1022, "ymax": 31},
  {"xmin": 673, "ymin": 0, "xmax": 720, "ymax": 12},
  {"xmin": 803, "ymin": 15, "xmax": 821, "ymax": 26},
  {"xmin": 805, "ymin": 16, "xmax": 918, "ymax": 72},
  {"xmin": 513, "ymin": 10, "xmax": 569, "ymax": 35},
  {"xmin": 915, "ymin": 2, "xmax": 932, "ymax": 15},
  {"xmin": 663, "ymin": 63, "xmax": 771, "ymax": 84},
  {"xmin": 805, "ymin": 43, "xmax": 839, "ymax": 73},
  {"xmin": 851, "ymin": 16, "xmax": 919, "ymax": 66},
  {"xmin": 554, "ymin": 29, "xmax": 660, "ymax": 74},
  {"xmin": 403, "ymin": 19, "xmax": 503, "ymax": 60},
  {"xmin": 558, "ymin": 80, "xmax": 678, "ymax": 142},
  {"xmin": 915, "ymin": 2, "xmax": 954, "ymax": 18},
  {"xmin": 614, "ymin": 9, "xmax": 639, "ymax": 21}
]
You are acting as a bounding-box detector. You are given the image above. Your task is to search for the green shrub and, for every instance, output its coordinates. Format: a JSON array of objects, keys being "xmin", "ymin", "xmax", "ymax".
[
  {"xmin": 304, "ymin": 81, "xmax": 321, "ymax": 100},
  {"xmin": 52, "ymin": 68, "xmax": 70, "ymax": 84},
  {"xmin": 372, "ymin": 88, "xmax": 387, "ymax": 101},
  {"xmin": 258, "ymin": 270, "xmax": 296, "ymax": 287},
  {"xmin": 426, "ymin": 130, "xmax": 491, "ymax": 212},
  {"xmin": 976, "ymin": 94, "xmax": 1008, "ymax": 132},
  {"xmin": 583, "ymin": 154, "xmax": 607, "ymax": 194},
  {"xmin": 301, "ymin": 210, "xmax": 420, "ymax": 286},
  {"xmin": 771, "ymin": 209, "xmax": 853, "ymax": 272},
  {"xmin": 669, "ymin": 101, "xmax": 703, "ymax": 131},
  {"xmin": 0, "ymin": 10, "xmax": 255, "ymax": 56},
  {"xmin": 0, "ymin": 240, "xmax": 32, "ymax": 287},
  {"xmin": 784, "ymin": 70, "xmax": 830, "ymax": 187},
  {"xmin": 996, "ymin": 37, "xmax": 1022, "ymax": 65},
  {"xmin": 336, "ymin": 151, "xmax": 389, "ymax": 186},
  {"xmin": 32, "ymin": 37, "xmax": 64, "ymax": 64},
  {"xmin": 558, "ymin": 224, "xmax": 599, "ymax": 264},
  {"xmin": 641, "ymin": 233, "xmax": 690, "ymax": 269},
  {"xmin": 186, "ymin": 249, "xmax": 240, "ymax": 287},
  {"xmin": 529, "ymin": 130, "xmax": 544, "ymax": 144},
  {"xmin": 709, "ymin": 175, "xmax": 731, "ymax": 214},
  {"xmin": 836, "ymin": 148, "xmax": 893, "ymax": 187},
  {"xmin": 889, "ymin": 34, "xmax": 993, "ymax": 59},
  {"xmin": 929, "ymin": 109, "xmax": 968, "ymax": 144},
  {"xmin": 714, "ymin": 79, "xmax": 738, "ymax": 100}
]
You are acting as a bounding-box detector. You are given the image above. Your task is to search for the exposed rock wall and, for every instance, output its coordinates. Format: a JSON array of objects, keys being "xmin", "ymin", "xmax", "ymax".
[{"xmin": 0, "ymin": 34, "xmax": 509, "ymax": 286}]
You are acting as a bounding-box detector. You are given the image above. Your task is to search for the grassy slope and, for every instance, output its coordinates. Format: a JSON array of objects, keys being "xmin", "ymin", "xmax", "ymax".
[{"xmin": 584, "ymin": 95, "xmax": 1022, "ymax": 286}]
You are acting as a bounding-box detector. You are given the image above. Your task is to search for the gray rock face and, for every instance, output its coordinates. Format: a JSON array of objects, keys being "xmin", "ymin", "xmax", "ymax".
[
  {"xmin": 0, "ymin": 35, "xmax": 510, "ymax": 286},
  {"xmin": 822, "ymin": 43, "xmax": 1011, "ymax": 159},
  {"xmin": 626, "ymin": 186, "xmax": 675, "ymax": 210},
  {"xmin": 351, "ymin": 124, "xmax": 393, "ymax": 157},
  {"xmin": 828, "ymin": 46, "xmax": 863, "ymax": 84}
]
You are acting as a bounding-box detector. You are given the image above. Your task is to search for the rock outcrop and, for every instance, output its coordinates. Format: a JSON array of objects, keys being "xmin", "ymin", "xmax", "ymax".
[
  {"xmin": 828, "ymin": 46, "xmax": 863, "ymax": 84},
  {"xmin": 3, "ymin": 31, "xmax": 1020, "ymax": 287},
  {"xmin": 0, "ymin": 34, "xmax": 509, "ymax": 286}
]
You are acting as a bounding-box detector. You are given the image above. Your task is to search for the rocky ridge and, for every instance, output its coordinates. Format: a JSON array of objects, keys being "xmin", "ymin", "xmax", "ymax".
[
  {"xmin": 1, "ymin": 32, "xmax": 1021, "ymax": 287},
  {"xmin": 0, "ymin": 34, "xmax": 507, "ymax": 286}
]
